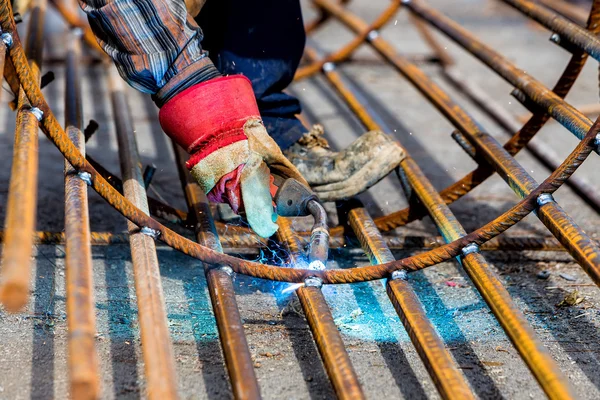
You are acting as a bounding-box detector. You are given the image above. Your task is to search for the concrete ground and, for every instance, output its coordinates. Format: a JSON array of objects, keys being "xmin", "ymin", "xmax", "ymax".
[{"xmin": 1, "ymin": 0, "xmax": 600, "ymax": 398}]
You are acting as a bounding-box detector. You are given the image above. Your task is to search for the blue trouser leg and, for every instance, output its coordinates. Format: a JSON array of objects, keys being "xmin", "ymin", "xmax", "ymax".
[{"xmin": 197, "ymin": 0, "xmax": 307, "ymax": 149}]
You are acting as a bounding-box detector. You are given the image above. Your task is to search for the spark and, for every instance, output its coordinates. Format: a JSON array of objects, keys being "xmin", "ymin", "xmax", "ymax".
[
  {"xmin": 308, "ymin": 260, "xmax": 326, "ymax": 271},
  {"xmin": 281, "ymin": 283, "xmax": 303, "ymax": 294}
]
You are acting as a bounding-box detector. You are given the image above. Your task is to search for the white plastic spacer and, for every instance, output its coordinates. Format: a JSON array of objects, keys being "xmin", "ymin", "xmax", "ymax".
[
  {"xmin": 304, "ymin": 276, "xmax": 323, "ymax": 288},
  {"xmin": 140, "ymin": 226, "xmax": 161, "ymax": 239},
  {"xmin": 461, "ymin": 243, "xmax": 480, "ymax": 256},
  {"xmin": 29, "ymin": 107, "xmax": 44, "ymax": 121},
  {"xmin": 537, "ymin": 193, "xmax": 555, "ymax": 207},
  {"xmin": 77, "ymin": 171, "xmax": 92, "ymax": 186},
  {"xmin": 391, "ymin": 270, "xmax": 408, "ymax": 281}
]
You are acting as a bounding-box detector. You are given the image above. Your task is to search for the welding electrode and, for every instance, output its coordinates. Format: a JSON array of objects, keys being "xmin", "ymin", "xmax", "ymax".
[{"xmin": 274, "ymin": 178, "xmax": 330, "ymax": 268}]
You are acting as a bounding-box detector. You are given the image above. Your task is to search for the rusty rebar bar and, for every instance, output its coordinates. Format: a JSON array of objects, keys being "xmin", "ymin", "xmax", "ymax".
[
  {"xmin": 441, "ymin": 66, "xmax": 600, "ymax": 213},
  {"xmin": 538, "ymin": 0, "xmax": 589, "ymax": 25},
  {"xmin": 63, "ymin": 28, "xmax": 99, "ymax": 399},
  {"xmin": 405, "ymin": 0, "xmax": 598, "ymax": 150},
  {"xmin": 0, "ymin": 229, "xmax": 585, "ymax": 253},
  {"xmin": 501, "ymin": 0, "xmax": 600, "ymax": 59},
  {"xmin": 171, "ymin": 143, "xmax": 260, "ymax": 399},
  {"xmin": 347, "ymin": 207, "xmax": 473, "ymax": 400},
  {"xmin": 0, "ymin": 0, "xmax": 45, "ymax": 312},
  {"xmin": 108, "ymin": 66, "xmax": 179, "ymax": 399},
  {"xmin": 276, "ymin": 217, "xmax": 365, "ymax": 399}
]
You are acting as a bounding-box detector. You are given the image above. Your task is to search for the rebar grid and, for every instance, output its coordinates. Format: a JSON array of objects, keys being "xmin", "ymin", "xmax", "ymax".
[{"xmin": 0, "ymin": 0, "xmax": 599, "ymax": 398}]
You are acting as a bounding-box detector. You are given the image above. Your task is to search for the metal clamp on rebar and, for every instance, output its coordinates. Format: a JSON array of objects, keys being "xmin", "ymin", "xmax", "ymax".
[
  {"xmin": 304, "ymin": 276, "xmax": 323, "ymax": 288},
  {"xmin": 77, "ymin": 171, "xmax": 92, "ymax": 186},
  {"xmin": 0, "ymin": 32, "xmax": 13, "ymax": 48},
  {"xmin": 29, "ymin": 107, "xmax": 44, "ymax": 121},
  {"xmin": 367, "ymin": 30, "xmax": 380, "ymax": 41},
  {"xmin": 71, "ymin": 27, "xmax": 83, "ymax": 38},
  {"xmin": 594, "ymin": 133, "xmax": 600, "ymax": 152},
  {"xmin": 549, "ymin": 33, "xmax": 560, "ymax": 44},
  {"xmin": 140, "ymin": 226, "xmax": 161, "ymax": 239},
  {"xmin": 322, "ymin": 62, "xmax": 336, "ymax": 72},
  {"xmin": 461, "ymin": 243, "xmax": 480, "ymax": 256},
  {"xmin": 537, "ymin": 193, "xmax": 555, "ymax": 207},
  {"xmin": 391, "ymin": 270, "xmax": 408, "ymax": 281},
  {"xmin": 220, "ymin": 266, "xmax": 234, "ymax": 276}
]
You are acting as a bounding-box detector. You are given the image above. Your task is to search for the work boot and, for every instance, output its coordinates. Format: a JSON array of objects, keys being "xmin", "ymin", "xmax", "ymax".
[{"xmin": 284, "ymin": 125, "xmax": 406, "ymax": 201}]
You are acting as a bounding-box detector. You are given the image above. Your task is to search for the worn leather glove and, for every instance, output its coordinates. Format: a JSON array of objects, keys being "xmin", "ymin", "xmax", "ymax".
[{"xmin": 159, "ymin": 75, "xmax": 308, "ymax": 238}]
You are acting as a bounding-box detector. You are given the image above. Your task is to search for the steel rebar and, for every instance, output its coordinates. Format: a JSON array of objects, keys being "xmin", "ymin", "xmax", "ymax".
[
  {"xmin": 108, "ymin": 66, "xmax": 179, "ymax": 399},
  {"xmin": 0, "ymin": 0, "xmax": 45, "ymax": 312},
  {"xmin": 276, "ymin": 217, "xmax": 365, "ymax": 400},
  {"xmin": 63, "ymin": 28, "xmax": 99, "ymax": 399},
  {"xmin": 171, "ymin": 143, "xmax": 260, "ymax": 399}
]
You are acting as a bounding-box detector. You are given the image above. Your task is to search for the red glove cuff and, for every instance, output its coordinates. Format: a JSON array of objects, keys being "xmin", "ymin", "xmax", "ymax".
[{"xmin": 158, "ymin": 75, "xmax": 260, "ymax": 168}]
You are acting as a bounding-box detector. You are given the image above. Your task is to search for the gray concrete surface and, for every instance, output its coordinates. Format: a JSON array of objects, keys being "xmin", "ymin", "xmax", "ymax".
[{"xmin": 0, "ymin": 0, "xmax": 600, "ymax": 398}]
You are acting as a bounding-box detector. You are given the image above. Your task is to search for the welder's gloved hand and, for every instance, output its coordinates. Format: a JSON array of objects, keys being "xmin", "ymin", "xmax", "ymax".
[
  {"xmin": 284, "ymin": 125, "xmax": 406, "ymax": 201},
  {"xmin": 159, "ymin": 75, "xmax": 308, "ymax": 238}
]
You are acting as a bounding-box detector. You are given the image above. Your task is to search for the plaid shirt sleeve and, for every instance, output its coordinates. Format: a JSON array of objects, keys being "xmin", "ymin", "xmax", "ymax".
[{"xmin": 79, "ymin": 0, "xmax": 220, "ymax": 106}]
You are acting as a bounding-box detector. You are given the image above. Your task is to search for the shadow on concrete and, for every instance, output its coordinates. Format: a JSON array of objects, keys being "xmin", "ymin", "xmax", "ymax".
[
  {"xmin": 30, "ymin": 245, "xmax": 58, "ymax": 400},
  {"xmin": 103, "ymin": 253, "xmax": 140, "ymax": 398}
]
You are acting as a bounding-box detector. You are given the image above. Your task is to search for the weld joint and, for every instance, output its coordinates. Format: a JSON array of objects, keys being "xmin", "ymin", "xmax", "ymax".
[
  {"xmin": 0, "ymin": 32, "xmax": 13, "ymax": 48},
  {"xmin": 29, "ymin": 107, "xmax": 43, "ymax": 121},
  {"xmin": 304, "ymin": 276, "xmax": 323, "ymax": 288},
  {"xmin": 461, "ymin": 243, "xmax": 480, "ymax": 256},
  {"xmin": 140, "ymin": 226, "xmax": 161, "ymax": 239},
  {"xmin": 391, "ymin": 270, "xmax": 408, "ymax": 281},
  {"xmin": 537, "ymin": 193, "xmax": 555, "ymax": 207},
  {"xmin": 77, "ymin": 171, "xmax": 92, "ymax": 186}
]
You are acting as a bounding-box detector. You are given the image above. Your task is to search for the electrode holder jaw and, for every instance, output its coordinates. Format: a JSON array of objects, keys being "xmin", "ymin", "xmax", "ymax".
[
  {"xmin": 274, "ymin": 178, "xmax": 319, "ymax": 217},
  {"xmin": 274, "ymin": 178, "xmax": 330, "ymax": 266}
]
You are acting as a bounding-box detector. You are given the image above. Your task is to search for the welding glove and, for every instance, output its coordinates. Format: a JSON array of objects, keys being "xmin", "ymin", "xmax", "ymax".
[
  {"xmin": 285, "ymin": 125, "xmax": 406, "ymax": 201},
  {"xmin": 159, "ymin": 75, "xmax": 308, "ymax": 238}
]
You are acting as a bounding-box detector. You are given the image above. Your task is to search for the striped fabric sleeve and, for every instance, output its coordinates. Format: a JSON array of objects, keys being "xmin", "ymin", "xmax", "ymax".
[{"xmin": 78, "ymin": 0, "xmax": 221, "ymax": 106}]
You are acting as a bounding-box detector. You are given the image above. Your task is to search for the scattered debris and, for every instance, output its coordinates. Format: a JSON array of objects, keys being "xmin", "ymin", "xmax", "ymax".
[
  {"xmin": 559, "ymin": 273, "xmax": 576, "ymax": 282},
  {"xmin": 350, "ymin": 309, "xmax": 364, "ymax": 319},
  {"xmin": 536, "ymin": 270, "xmax": 550, "ymax": 280},
  {"xmin": 446, "ymin": 281, "xmax": 458, "ymax": 287},
  {"xmin": 556, "ymin": 290, "xmax": 584, "ymax": 307},
  {"xmin": 482, "ymin": 361, "xmax": 504, "ymax": 367},
  {"xmin": 574, "ymin": 312, "xmax": 592, "ymax": 319},
  {"xmin": 495, "ymin": 346, "xmax": 510, "ymax": 353},
  {"xmin": 253, "ymin": 362, "xmax": 262, "ymax": 368}
]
